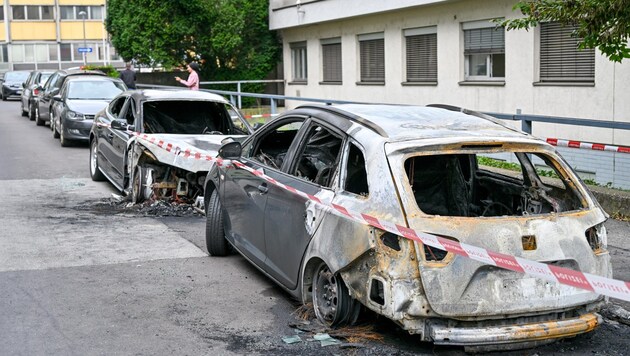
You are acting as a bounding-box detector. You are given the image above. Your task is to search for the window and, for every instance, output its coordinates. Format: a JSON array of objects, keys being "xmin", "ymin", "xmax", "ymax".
[
  {"xmin": 344, "ymin": 143, "xmax": 368, "ymax": 196},
  {"xmin": 0, "ymin": 6, "xmax": 4, "ymax": 21},
  {"xmin": 12, "ymin": 6, "xmax": 54, "ymax": 20},
  {"xmin": 60, "ymin": 44, "xmax": 72, "ymax": 61},
  {"xmin": 290, "ymin": 41, "xmax": 307, "ymax": 82},
  {"xmin": 290, "ymin": 124, "xmax": 343, "ymax": 187},
  {"xmin": 539, "ymin": 22, "xmax": 595, "ymax": 83},
  {"xmin": 404, "ymin": 26, "xmax": 437, "ymax": 83},
  {"xmin": 321, "ymin": 37, "xmax": 342, "ymax": 83},
  {"xmin": 246, "ymin": 119, "xmax": 305, "ymax": 170},
  {"xmin": 0, "ymin": 45, "xmax": 8, "ymax": 63},
  {"xmin": 60, "ymin": 6, "xmax": 102, "ymax": 20},
  {"xmin": 358, "ymin": 32, "xmax": 385, "ymax": 83},
  {"xmin": 463, "ymin": 21, "xmax": 505, "ymax": 80}
]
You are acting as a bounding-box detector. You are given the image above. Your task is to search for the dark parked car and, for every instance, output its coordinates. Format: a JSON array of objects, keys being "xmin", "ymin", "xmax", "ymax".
[
  {"xmin": 1, "ymin": 70, "xmax": 30, "ymax": 101},
  {"xmin": 90, "ymin": 89, "xmax": 252, "ymax": 203},
  {"xmin": 203, "ymin": 104, "xmax": 611, "ymax": 351},
  {"xmin": 20, "ymin": 70, "xmax": 54, "ymax": 117},
  {"xmin": 51, "ymin": 76, "xmax": 126, "ymax": 147},
  {"xmin": 31, "ymin": 68, "xmax": 106, "ymax": 126}
]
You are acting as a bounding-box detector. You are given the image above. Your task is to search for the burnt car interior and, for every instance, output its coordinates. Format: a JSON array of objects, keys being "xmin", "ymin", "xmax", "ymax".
[
  {"xmin": 290, "ymin": 125, "xmax": 343, "ymax": 187},
  {"xmin": 250, "ymin": 120, "xmax": 303, "ymax": 169},
  {"xmin": 142, "ymin": 101, "xmax": 246, "ymax": 135},
  {"xmin": 405, "ymin": 152, "xmax": 586, "ymax": 217}
]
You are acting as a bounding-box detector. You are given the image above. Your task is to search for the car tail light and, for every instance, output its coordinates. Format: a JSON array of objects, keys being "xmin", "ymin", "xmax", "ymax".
[
  {"xmin": 585, "ymin": 223, "xmax": 607, "ymax": 251},
  {"xmin": 33, "ymin": 88, "xmax": 39, "ymax": 95}
]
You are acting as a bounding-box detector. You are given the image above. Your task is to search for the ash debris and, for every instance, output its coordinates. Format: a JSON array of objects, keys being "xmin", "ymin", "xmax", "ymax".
[{"xmin": 83, "ymin": 193, "xmax": 204, "ymax": 217}]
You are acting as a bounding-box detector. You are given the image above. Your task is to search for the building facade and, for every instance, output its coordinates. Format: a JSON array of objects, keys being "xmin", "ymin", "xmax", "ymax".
[
  {"xmin": 0, "ymin": 0, "xmax": 123, "ymax": 72},
  {"xmin": 269, "ymin": 0, "xmax": 630, "ymax": 188}
]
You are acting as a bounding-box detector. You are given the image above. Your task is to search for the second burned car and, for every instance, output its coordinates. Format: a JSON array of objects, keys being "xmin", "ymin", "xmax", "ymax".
[
  {"xmin": 204, "ymin": 103, "xmax": 611, "ymax": 352},
  {"xmin": 89, "ymin": 89, "xmax": 252, "ymax": 203}
]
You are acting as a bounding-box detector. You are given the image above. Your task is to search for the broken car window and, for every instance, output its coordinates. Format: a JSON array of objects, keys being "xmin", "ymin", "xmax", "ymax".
[
  {"xmin": 344, "ymin": 143, "xmax": 369, "ymax": 196},
  {"xmin": 290, "ymin": 124, "xmax": 343, "ymax": 187},
  {"xmin": 405, "ymin": 152, "xmax": 585, "ymax": 217},
  {"xmin": 245, "ymin": 119, "xmax": 304, "ymax": 170},
  {"xmin": 142, "ymin": 100, "xmax": 234, "ymax": 135}
]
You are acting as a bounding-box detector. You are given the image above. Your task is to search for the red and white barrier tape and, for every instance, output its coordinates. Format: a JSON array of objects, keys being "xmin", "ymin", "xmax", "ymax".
[
  {"xmin": 547, "ymin": 138, "xmax": 630, "ymax": 154},
  {"xmin": 109, "ymin": 128, "xmax": 630, "ymax": 302},
  {"xmin": 242, "ymin": 113, "xmax": 279, "ymax": 119}
]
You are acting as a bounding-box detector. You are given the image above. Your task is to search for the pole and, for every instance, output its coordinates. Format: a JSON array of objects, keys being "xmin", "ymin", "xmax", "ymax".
[{"xmin": 79, "ymin": 11, "xmax": 87, "ymax": 66}]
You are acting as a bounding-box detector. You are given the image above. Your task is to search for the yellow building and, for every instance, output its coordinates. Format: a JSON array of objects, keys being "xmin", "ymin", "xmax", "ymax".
[{"xmin": 0, "ymin": 0, "xmax": 123, "ymax": 71}]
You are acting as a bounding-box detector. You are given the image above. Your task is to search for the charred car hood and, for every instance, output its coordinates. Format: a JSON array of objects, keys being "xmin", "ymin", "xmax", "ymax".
[{"xmin": 133, "ymin": 133, "xmax": 247, "ymax": 172}]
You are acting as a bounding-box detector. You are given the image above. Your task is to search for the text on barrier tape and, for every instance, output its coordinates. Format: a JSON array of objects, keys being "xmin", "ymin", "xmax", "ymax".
[{"xmin": 132, "ymin": 133, "xmax": 630, "ymax": 302}]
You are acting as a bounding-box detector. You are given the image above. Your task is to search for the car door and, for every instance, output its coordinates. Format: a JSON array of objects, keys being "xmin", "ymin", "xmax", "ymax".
[
  {"xmin": 97, "ymin": 95, "xmax": 132, "ymax": 189},
  {"xmin": 262, "ymin": 119, "xmax": 345, "ymax": 289},
  {"xmin": 40, "ymin": 73, "xmax": 63, "ymax": 120},
  {"xmin": 221, "ymin": 117, "xmax": 307, "ymax": 269}
]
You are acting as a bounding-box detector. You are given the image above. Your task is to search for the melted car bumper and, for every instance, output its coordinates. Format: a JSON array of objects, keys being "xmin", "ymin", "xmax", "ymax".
[{"xmin": 428, "ymin": 313, "xmax": 601, "ymax": 348}]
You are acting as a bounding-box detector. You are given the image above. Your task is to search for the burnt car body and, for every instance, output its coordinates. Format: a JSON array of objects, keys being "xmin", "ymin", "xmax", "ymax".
[
  {"xmin": 89, "ymin": 89, "xmax": 252, "ymax": 203},
  {"xmin": 1, "ymin": 70, "xmax": 30, "ymax": 101},
  {"xmin": 204, "ymin": 104, "xmax": 611, "ymax": 351},
  {"xmin": 20, "ymin": 70, "xmax": 54, "ymax": 117},
  {"xmin": 32, "ymin": 69, "xmax": 106, "ymax": 126},
  {"xmin": 51, "ymin": 76, "xmax": 126, "ymax": 146}
]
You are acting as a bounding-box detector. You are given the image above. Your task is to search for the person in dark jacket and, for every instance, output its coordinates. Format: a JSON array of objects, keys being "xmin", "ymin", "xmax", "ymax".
[{"xmin": 119, "ymin": 62, "xmax": 137, "ymax": 89}]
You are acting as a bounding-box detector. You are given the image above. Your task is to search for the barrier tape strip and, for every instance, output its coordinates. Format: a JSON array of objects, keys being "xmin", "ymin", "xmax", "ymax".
[
  {"xmin": 101, "ymin": 127, "xmax": 630, "ymax": 302},
  {"xmin": 242, "ymin": 113, "xmax": 279, "ymax": 119},
  {"xmin": 547, "ymin": 138, "xmax": 630, "ymax": 154}
]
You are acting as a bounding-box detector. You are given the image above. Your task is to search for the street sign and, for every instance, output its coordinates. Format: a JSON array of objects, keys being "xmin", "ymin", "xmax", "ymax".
[{"xmin": 77, "ymin": 47, "xmax": 93, "ymax": 53}]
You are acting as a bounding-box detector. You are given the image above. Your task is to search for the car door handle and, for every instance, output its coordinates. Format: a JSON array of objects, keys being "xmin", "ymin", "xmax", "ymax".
[
  {"xmin": 257, "ymin": 183, "xmax": 269, "ymax": 194},
  {"xmin": 108, "ymin": 133, "xmax": 114, "ymax": 139}
]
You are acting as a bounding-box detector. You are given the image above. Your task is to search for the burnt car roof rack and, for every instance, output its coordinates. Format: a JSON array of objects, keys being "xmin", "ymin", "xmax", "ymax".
[
  {"xmin": 427, "ymin": 104, "xmax": 522, "ymax": 134},
  {"xmin": 296, "ymin": 104, "xmax": 390, "ymax": 138}
]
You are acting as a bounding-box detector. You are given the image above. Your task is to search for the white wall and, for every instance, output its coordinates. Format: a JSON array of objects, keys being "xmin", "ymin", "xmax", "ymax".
[{"xmin": 276, "ymin": 0, "xmax": 630, "ymax": 147}]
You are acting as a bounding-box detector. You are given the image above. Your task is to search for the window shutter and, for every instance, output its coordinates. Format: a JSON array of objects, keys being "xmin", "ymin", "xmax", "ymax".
[
  {"xmin": 464, "ymin": 27, "xmax": 504, "ymax": 54},
  {"xmin": 406, "ymin": 33, "xmax": 437, "ymax": 82},
  {"xmin": 360, "ymin": 38, "xmax": 384, "ymax": 82},
  {"xmin": 322, "ymin": 43, "xmax": 342, "ymax": 82},
  {"xmin": 540, "ymin": 22, "xmax": 594, "ymax": 82}
]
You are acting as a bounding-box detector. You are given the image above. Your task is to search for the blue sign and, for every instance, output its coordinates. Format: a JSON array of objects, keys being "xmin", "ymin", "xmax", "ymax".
[{"xmin": 78, "ymin": 47, "xmax": 93, "ymax": 53}]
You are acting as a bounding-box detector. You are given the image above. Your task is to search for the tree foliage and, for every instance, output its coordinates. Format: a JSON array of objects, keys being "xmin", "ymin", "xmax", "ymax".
[
  {"xmin": 105, "ymin": 0, "xmax": 280, "ymax": 81},
  {"xmin": 500, "ymin": 0, "xmax": 630, "ymax": 62}
]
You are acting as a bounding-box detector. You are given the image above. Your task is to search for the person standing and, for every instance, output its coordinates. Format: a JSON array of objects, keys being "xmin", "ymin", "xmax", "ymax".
[
  {"xmin": 175, "ymin": 62, "xmax": 200, "ymax": 90},
  {"xmin": 119, "ymin": 62, "xmax": 137, "ymax": 89}
]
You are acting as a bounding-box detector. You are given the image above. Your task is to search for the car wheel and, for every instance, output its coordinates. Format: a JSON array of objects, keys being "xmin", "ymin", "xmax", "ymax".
[
  {"xmin": 51, "ymin": 113, "xmax": 60, "ymax": 138},
  {"xmin": 28, "ymin": 103, "xmax": 36, "ymax": 121},
  {"xmin": 59, "ymin": 121, "xmax": 71, "ymax": 147},
  {"xmin": 21, "ymin": 101, "xmax": 28, "ymax": 117},
  {"xmin": 205, "ymin": 189, "xmax": 230, "ymax": 256},
  {"xmin": 312, "ymin": 261, "xmax": 360, "ymax": 327},
  {"xmin": 35, "ymin": 106, "xmax": 45, "ymax": 126},
  {"xmin": 90, "ymin": 139, "xmax": 106, "ymax": 182},
  {"xmin": 1, "ymin": 91, "xmax": 5, "ymax": 101},
  {"xmin": 131, "ymin": 166, "xmax": 147, "ymax": 204}
]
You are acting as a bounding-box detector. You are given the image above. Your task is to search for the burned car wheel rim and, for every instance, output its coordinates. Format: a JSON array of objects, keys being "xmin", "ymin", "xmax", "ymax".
[
  {"xmin": 312, "ymin": 262, "xmax": 359, "ymax": 327},
  {"xmin": 131, "ymin": 167, "xmax": 145, "ymax": 204}
]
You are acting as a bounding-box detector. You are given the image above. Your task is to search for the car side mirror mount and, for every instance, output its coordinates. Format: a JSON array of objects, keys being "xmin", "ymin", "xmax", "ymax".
[
  {"xmin": 52, "ymin": 95, "xmax": 62, "ymax": 102},
  {"xmin": 111, "ymin": 119, "xmax": 130, "ymax": 131},
  {"xmin": 218, "ymin": 141, "xmax": 242, "ymax": 160}
]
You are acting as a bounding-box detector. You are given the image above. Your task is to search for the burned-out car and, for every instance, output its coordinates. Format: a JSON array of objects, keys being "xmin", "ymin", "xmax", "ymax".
[
  {"xmin": 89, "ymin": 89, "xmax": 252, "ymax": 203},
  {"xmin": 204, "ymin": 104, "xmax": 611, "ymax": 351}
]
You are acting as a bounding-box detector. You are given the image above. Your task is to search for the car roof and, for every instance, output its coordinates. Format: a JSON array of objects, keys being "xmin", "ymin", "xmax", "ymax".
[
  {"xmin": 57, "ymin": 69, "xmax": 106, "ymax": 76},
  {"xmin": 296, "ymin": 104, "xmax": 529, "ymax": 142},
  {"xmin": 128, "ymin": 89, "xmax": 230, "ymax": 104},
  {"xmin": 64, "ymin": 75, "xmax": 122, "ymax": 83}
]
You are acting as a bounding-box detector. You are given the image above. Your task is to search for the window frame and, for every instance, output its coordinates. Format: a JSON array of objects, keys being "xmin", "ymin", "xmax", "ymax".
[
  {"xmin": 357, "ymin": 32, "xmax": 385, "ymax": 84},
  {"xmin": 462, "ymin": 20, "xmax": 505, "ymax": 82},
  {"xmin": 11, "ymin": 5, "xmax": 54, "ymax": 21},
  {"xmin": 537, "ymin": 21, "xmax": 595, "ymax": 84},
  {"xmin": 320, "ymin": 37, "xmax": 342, "ymax": 84},
  {"xmin": 404, "ymin": 26, "xmax": 438, "ymax": 84},
  {"xmin": 290, "ymin": 41, "xmax": 308, "ymax": 83}
]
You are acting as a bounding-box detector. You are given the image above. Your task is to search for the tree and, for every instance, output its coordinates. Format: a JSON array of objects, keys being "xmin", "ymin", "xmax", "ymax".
[
  {"xmin": 500, "ymin": 0, "xmax": 630, "ymax": 62},
  {"xmin": 105, "ymin": 0, "xmax": 280, "ymax": 82}
]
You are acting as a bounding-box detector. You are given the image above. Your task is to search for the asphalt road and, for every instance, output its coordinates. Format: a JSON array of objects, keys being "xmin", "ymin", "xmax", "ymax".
[{"xmin": 0, "ymin": 97, "xmax": 629, "ymax": 356}]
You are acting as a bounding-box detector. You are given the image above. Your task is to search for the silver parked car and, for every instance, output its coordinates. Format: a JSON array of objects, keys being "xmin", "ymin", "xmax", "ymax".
[{"xmin": 204, "ymin": 104, "xmax": 611, "ymax": 351}]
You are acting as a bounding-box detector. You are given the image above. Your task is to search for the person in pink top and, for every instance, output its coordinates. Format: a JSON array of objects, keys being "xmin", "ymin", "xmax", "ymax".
[{"xmin": 175, "ymin": 62, "xmax": 200, "ymax": 90}]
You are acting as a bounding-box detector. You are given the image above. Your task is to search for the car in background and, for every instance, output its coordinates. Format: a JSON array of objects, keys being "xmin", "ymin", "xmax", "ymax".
[
  {"xmin": 1, "ymin": 70, "xmax": 30, "ymax": 101},
  {"xmin": 203, "ymin": 103, "xmax": 611, "ymax": 351},
  {"xmin": 90, "ymin": 89, "xmax": 252, "ymax": 203},
  {"xmin": 31, "ymin": 68, "xmax": 106, "ymax": 126},
  {"xmin": 20, "ymin": 70, "xmax": 54, "ymax": 117},
  {"xmin": 51, "ymin": 76, "xmax": 126, "ymax": 147}
]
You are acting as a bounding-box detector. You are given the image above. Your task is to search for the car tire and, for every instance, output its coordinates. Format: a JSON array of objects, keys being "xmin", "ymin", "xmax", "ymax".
[
  {"xmin": 51, "ymin": 113, "xmax": 60, "ymax": 138},
  {"xmin": 21, "ymin": 102, "xmax": 28, "ymax": 117},
  {"xmin": 89, "ymin": 139, "xmax": 106, "ymax": 182},
  {"xmin": 1, "ymin": 91, "xmax": 5, "ymax": 101},
  {"xmin": 28, "ymin": 103, "xmax": 36, "ymax": 121},
  {"xmin": 59, "ymin": 121, "xmax": 71, "ymax": 147},
  {"xmin": 131, "ymin": 166, "xmax": 146, "ymax": 204},
  {"xmin": 206, "ymin": 189, "xmax": 230, "ymax": 256},
  {"xmin": 35, "ymin": 106, "xmax": 45, "ymax": 126},
  {"xmin": 312, "ymin": 261, "xmax": 361, "ymax": 327}
]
